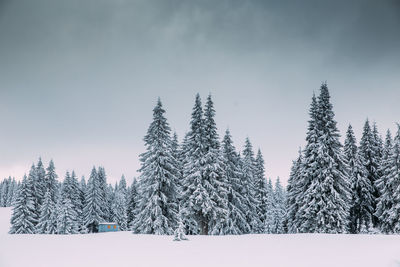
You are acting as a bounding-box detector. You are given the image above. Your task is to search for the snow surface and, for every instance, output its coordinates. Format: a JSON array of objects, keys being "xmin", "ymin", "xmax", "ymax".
[{"xmin": 1, "ymin": 208, "xmax": 400, "ymax": 267}]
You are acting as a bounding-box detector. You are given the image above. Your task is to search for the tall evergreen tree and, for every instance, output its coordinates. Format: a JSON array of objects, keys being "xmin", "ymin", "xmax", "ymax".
[
  {"xmin": 181, "ymin": 94, "xmax": 210, "ymax": 235},
  {"xmin": 372, "ymin": 123, "xmax": 384, "ymax": 164},
  {"xmin": 132, "ymin": 99, "xmax": 179, "ymax": 235},
  {"xmin": 44, "ymin": 160, "xmax": 58, "ymax": 203},
  {"xmin": 375, "ymin": 130, "xmax": 395, "ymax": 233},
  {"xmin": 254, "ymin": 149, "xmax": 269, "ymax": 233},
  {"xmin": 344, "ymin": 125, "xmax": 373, "ymax": 233},
  {"xmin": 97, "ymin": 167, "xmax": 109, "ymax": 221},
  {"xmin": 111, "ymin": 187, "xmax": 128, "ymax": 231},
  {"xmin": 35, "ymin": 158, "xmax": 46, "ymax": 207},
  {"xmin": 127, "ymin": 178, "xmax": 139, "ymax": 230},
  {"xmin": 264, "ymin": 179, "xmax": 275, "ymax": 233},
  {"xmin": 220, "ymin": 129, "xmax": 249, "ymax": 234},
  {"xmin": 170, "ymin": 132, "xmax": 183, "ymax": 203},
  {"xmin": 241, "ymin": 138, "xmax": 261, "ymax": 233},
  {"xmin": 359, "ymin": 119, "xmax": 381, "ymax": 226},
  {"xmin": 271, "ymin": 178, "xmax": 286, "ymax": 234},
  {"xmin": 286, "ymin": 148, "xmax": 303, "ymax": 233},
  {"xmin": 9, "ymin": 175, "xmax": 37, "ymax": 234},
  {"xmin": 297, "ymin": 83, "xmax": 351, "ymax": 233},
  {"xmin": 387, "ymin": 125, "xmax": 400, "ymax": 232},
  {"xmin": 202, "ymin": 94, "xmax": 228, "ymax": 234},
  {"xmin": 295, "ymin": 94, "xmax": 319, "ymax": 231},
  {"xmin": 83, "ymin": 167, "xmax": 104, "ymax": 232},
  {"xmin": 105, "ymin": 184, "xmax": 115, "ymax": 223},
  {"xmin": 27, "ymin": 164, "xmax": 41, "ymax": 223}
]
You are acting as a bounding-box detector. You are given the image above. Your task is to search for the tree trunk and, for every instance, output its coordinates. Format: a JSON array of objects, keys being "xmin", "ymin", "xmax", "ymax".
[{"xmin": 199, "ymin": 216, "xmax": 208, "ymax": 235}]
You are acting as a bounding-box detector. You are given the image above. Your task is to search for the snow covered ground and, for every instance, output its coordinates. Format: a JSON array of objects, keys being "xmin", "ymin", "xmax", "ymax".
[{"xmin": 1, "ymin": 208, "xmax": 400, "ymax": 267}]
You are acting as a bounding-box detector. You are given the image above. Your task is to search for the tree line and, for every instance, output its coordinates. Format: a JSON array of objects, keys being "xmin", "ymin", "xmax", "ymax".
[
  {"xmin": 4, "ymin": 93, "xmax": 286, "ymax": 235},
  {"xmin": 3, "ymin": 85, "xmax": 399, "ymax": 235}
]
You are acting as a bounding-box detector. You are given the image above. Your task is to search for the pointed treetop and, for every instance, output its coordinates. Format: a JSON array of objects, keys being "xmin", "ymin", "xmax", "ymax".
[
  {"xmin": 256, "ymin": 149, "xmax": 264, "ymax": 163},
  {"xmin": 47, "ymin": 159, "xmax": 55, "ymax": 170},
  {"xmin": 37, "ymin": 157, "xmax": 43, "ymax": 167},
  {"xmin": 243, "ymin": 137, "xmax": 254, "ymax": 159},
  {"xmin": 344, "ymin": 124, "xmax": 359, "ymax": 158}
]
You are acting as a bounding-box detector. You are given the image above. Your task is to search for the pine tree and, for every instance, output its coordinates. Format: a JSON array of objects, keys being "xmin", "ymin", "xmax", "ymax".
[
  {"xmin": 297, "ymin": 83, "xmax": 351, "ymax": 233},
  {"xmin": 127, "ymin": 178, "xmax": 139, "ymax": 230},
  {"xmin": 119, "ymin": 175, "xmax": 127, "ymax": 195},
  {"xmin": 241, "ymin": 138, "xmax": 261, "ymax": 233},
  {"xmin": 35, "ymin": 158, "xmax": 46, "ymax": 207},
  {"xmin": 36, "ymin": 189, "xmax": 57, "ymax": 234},
  {"xmin": 83, "ymin": 167, "xmax": 105, "ymax": 232},
  {"xmin": 57, "ymin": 196, "xmax": 79, "ymax": 234},
  {"xmin": 72, "ymin": 171, "xmax": 84, "ymax": 230},
  {"xmin": 388, "ymin": 125, "xmax": 400, "ymax": 232},
  {"xmin": 171, "ymin": 132, "xmax": 183, "ymax": 203},
  {"xmin": 264, "ymin": 179, "xmax": 275, "ymax": 233},
  {"xmin": 202, "ymin": 94, "xmax": 228, "ymax": 234},
  {"xmin": 1, "ymin": 178, "xmax": 9, "ymax": 206},
  {"xmin": 9, "ymin": 175, "xmax": 37, "ymax": 234},
  {"xmin": 254, "ymin": 149, "xmax": 269, "ymax": 233},
  {"xmin": 375, "ymin": 130, "xmax": 395, "ymax": 233},
  {"xmin": 12, "ymin": 181, "xmax": 20, "ymax": 205},
  {"xmin": 179, "ymin": 132, "xmax": 195, "ymax": 234},
  {"xmin": 7, "ymin": 178, "xmax": 17, "ymax": 207},
  {"xmin": 27, "ymin": 164, "xmax": 41, "ymax": 223},
  {"xmin": 0, "ymin": 177, "xmax": 13, "ymax": 207},
  {"xmin": 97, "ymin": 167, "xmax": 109, "ymax": 221},
  {"xmin": 173, "ymin": 208, "xmax": 188, "ymax": 241},
  {"xmin": 220, "ymin": 129, "xmax": 249, "ymax": 234},
  {"xmin": 61, "ymin": 172, "xmax": 80, "ymax": 210},
  {"xmin": 132, "ymin": 99, "xmax": 179, "ymax": 235},
  {"xmin": 372, "ymin": 123, "xmax": 384, "ymax": 165},
  {"xmin": 0, "ymin": 179, "xmax": 5, "ymax": 206},
  {"xmin": 286, "ymin": 149, "xmax": 303, "ymax": 233},
  {"xmin": 44, "ymin": 160, "xmax": 58, "ymax": 203},
  {"xmin": 80, "ymin": 176, "xmax": 87, "ymax": 195},
  {"xmin": 344, "ymin": 125, "xmax": 373, "ymax": 233},
  {"xmin": 181, "ymin": 94, "xmax": 210, "ymax": 235},
  {"xmin": 105, "ymin": 184, "xmax": 115, "ymax": 223},
  {"xmin": 271, "ymin": 178, "xmax": 286, "ymax": 234},
  {"xmin": 111, "ymin": 187, "xmax": 128, "ymax": 231},
  {"xmin": 359, "ymin": 119, "xmax": 381, "ymax": 226},
  {"xmin": 295, "ymin": 94, "xmax": 319, "ymax": 231}
]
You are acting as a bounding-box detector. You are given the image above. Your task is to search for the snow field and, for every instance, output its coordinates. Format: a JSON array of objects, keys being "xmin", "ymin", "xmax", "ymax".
[{"xmin": 1, "ymin": 208, "xmax": 400, "ymax": 267}]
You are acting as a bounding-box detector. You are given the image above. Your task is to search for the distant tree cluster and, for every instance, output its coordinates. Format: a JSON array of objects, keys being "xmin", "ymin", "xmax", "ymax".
[
  {"xmin": 6, "ymin": 159, "xmax": 130, "ymax": 234},
  {"xmin": 0, "ymin": 177, "xmax": 19, "ymax": 207},
  {"xmin": 4, "ymin": 94, "xmax": 286, "ymax": 235},
  {"xmin": 286, "ymin": 83, "xmax": 400, "ymax": 234}
]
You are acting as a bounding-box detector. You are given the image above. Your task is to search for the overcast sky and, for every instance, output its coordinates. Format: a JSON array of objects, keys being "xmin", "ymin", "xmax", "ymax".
[{"xmin": 0, "ymin": 0, "xmax": 399, "ymax": 185}]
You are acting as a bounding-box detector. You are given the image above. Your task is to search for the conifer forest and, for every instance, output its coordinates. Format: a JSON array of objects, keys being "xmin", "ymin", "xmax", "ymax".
[{"xmin": 2, "ymin": 84, "xmax": 399, "ymax": 236}]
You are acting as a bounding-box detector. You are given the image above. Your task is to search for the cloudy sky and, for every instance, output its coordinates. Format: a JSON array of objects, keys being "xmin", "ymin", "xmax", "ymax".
[{"xmin": 0, "ymin": 0, "xmax": 399, "ymax": 185}]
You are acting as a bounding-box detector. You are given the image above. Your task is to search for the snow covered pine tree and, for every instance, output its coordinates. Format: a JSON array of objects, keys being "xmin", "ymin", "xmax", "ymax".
[{"xmin": 132, "ymin": 98, "xmax": 179, "ymax": 235}]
